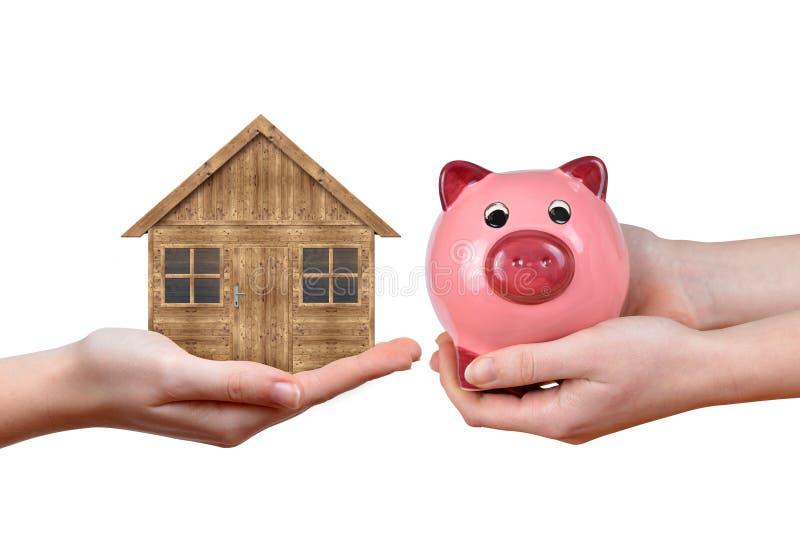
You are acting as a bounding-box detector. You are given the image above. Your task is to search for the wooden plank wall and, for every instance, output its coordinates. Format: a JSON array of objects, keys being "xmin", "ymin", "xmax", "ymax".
[
  {"xmin": 290, "ymin": 243, "xmax": 373, "ymax": 372},
  {"xmin": 149, "ymin": 226, "xmax": 374, "ymax": 370},
  {"xmin": 151, "ymin": 233, "xmax": 233, "ymax": 360},
  {"xmin": 160, "ymin": 134, "xmax": 359, "ymax": 224}
]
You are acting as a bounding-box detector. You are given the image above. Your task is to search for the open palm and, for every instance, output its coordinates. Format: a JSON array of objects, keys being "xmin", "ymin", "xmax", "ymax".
[{"xmin": 68, "ymin": 328, "xmax": 421, "ymax": 447}]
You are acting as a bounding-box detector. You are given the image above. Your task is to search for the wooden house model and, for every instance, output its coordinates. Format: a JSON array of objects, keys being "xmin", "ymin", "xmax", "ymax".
[{"xmin": 123, "ymin": 115, "xmax": 398, "ymax": 372}]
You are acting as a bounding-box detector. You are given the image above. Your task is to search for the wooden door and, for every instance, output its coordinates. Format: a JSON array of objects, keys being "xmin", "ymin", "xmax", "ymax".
[{"xmin": 231, "ymin": 247, "xmax": 290, "ymax": 370}]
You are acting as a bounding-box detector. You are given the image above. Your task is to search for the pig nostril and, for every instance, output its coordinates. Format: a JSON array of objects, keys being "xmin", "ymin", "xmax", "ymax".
[
  {"xmin": 540, "ymin": 257, "xmax": 552, "ymax": 267},
  {"xmin": 512, "ymin": 257, "xmax": 524, "ymax": 267}
]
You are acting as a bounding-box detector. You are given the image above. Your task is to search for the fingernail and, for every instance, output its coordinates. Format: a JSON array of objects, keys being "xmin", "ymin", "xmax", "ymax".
[
  {"xmin": 271, "ymin": 382, "xmax": 301, "ymax": 409},
  {"xmin": 465, "ymin": 358, "xmax": 497, "ymax": 385}
]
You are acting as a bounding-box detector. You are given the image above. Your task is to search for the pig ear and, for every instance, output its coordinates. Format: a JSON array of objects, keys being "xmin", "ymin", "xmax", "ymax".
[
  {"xmin": 559, "ymin": 156, "xmax": 608, "ymax": 200},
  {"xmin": 439, "ymin": 160, "xmax": 493, "ymax": 210}
]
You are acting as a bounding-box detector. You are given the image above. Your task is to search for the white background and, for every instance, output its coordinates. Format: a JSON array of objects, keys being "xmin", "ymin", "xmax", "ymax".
[{"xmin": 1, "ymin": 1, "xmax": 799, "ymax": 532}]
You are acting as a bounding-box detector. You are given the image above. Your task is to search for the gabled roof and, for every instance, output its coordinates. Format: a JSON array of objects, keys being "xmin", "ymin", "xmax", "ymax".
[{"xmin": 122, "ymin": 115, "xmax": 399, "ymax": 237}]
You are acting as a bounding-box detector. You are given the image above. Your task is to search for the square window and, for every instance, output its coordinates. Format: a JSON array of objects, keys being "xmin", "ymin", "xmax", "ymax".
[
  {"xmin": 333, "ymin": 248, "xmax": 358, "ymax": 274},
  {"xmin": 162, "ymin": 247, "xmax": 222, "ymax": 305},
  {"xmin": 194, "ymin": 278, "xmax": 220, "ymax": 303},
  {"xmin": 302, "ymin": 277, "xmax": 329, "ymax": 303},
  {"xmin": 165, "ymin": 278, "xmax": 190, "ymax": 303},
  {"xmin": 333, "ymin": 277, "xmax": 358, "ymax": 303},
  {"xmin": 194, "ymin": 248, "xmax": 220, "ymax": 274},
  {"xmin": 165, "ymin": 248, "xmax": 190, "ymax": 274},
  {"xmin": 303, "ymin": 248, "xmax": 329, "ymax": 274}
]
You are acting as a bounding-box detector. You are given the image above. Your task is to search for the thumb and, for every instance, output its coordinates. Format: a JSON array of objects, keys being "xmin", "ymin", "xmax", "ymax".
[{"xmin": 464, "ymin": 330, "xmax": 595, "ymax": 389}]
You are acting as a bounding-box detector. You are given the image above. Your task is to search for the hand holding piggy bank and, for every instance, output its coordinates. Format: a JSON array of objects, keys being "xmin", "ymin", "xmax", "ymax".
[{"xmin": 426, "ymin": 157, "xmax": 629, "ymax": 390}]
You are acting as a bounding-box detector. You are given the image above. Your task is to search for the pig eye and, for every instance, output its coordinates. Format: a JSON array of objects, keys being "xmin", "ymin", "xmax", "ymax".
[
  {"xmin": 548, "ymin": 200, "xmax": 571, "ymax": 224},
  {"xmin": 484, "ymin": 202, "xmax": 509, "ymax": 228}
]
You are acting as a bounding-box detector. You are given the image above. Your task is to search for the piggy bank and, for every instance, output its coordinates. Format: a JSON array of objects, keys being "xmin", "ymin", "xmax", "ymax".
[{"xmin": 426, "ymin": 156, "xmax": 629, "ymax": 389}]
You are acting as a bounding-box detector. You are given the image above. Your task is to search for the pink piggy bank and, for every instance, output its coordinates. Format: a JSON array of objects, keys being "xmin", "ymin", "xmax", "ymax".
[{"xmin": 426, "ymin": 156, "xmax": 629, "ymax": 390}]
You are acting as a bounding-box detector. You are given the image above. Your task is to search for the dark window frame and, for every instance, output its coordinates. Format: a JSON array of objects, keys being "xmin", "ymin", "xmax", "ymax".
[
  {"xmin": 300, "ymin": 246, "xmax": 361, "ymax": 305},
  {"xmin": 162, "ymin": 246, "xmax": 222, "ymax": 306}
]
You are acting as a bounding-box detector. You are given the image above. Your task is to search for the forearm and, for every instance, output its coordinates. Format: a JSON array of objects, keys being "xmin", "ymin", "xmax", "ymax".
[
  {"xmin": 700, "ymin": 310, "xmax": 800, "ymax": 407},
  {"xmin": 0, "ymin": 343, "xmax": 89, "ymax": 448},
  {"xmin": 668, "ymin": 234, "xmax": 800, "ymax": 330}
]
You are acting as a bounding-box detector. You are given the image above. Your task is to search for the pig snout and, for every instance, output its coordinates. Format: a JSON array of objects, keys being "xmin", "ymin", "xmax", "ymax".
[{"xmin": 484, "ymin": 230, "xmax": 575, "ymax": 304}]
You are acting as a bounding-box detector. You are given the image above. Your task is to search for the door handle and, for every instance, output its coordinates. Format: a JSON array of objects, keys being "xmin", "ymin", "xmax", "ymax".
[{"xmin": 234, "ymin": 285, "xmax": 246, "ymax": 308}]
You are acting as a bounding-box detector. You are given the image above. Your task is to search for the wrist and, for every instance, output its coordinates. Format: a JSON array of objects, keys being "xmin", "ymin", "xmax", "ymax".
[
  {"xmin": 620, "ymin": 225, "xmax": 701, "ymax": 328},
  {"xmin": 663, "ymin": 237, "xmax": 724, "ymax": 330},
  {"xmin": 690, "ymin": 324, "xmax": 767, "ymax": 408},
  {"xmin": 41, "ymin": 340, "xmax": 102, "ymax": 432},
  {"xmin": 0, "ymin": 341, "xmax": 96, "ymax": 447},
  {"xmin": 659, "ymin": 325, "xmax": 732, "ymax": 413},
  {"xmin": 693, "ymin": 311, "xmax": 800, "ymax": 407},
  {"xmin": 679, "ymin": 329, "xmax": 733, "ymax": 409},
  {"xmin": 656, "ymin": 237, "xmax": 709, "ymax": 329}
]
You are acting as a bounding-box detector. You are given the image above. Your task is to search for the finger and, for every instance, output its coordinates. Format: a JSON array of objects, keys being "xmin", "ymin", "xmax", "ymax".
[
  {"xmin": 166, "ymin": 357, "xmax": 304, "ymax": 409},
  {"xmin": 296, "ymin": 337, "xmax": 421, "ymax": 406},
  {"xmin": 436, "ymin": 334, "xmax": 485, "ymax": 409},
  {"xmin": 463, "ymin": 330, "xmax": 595, "ymax": 390},
  {"xmin": 435, "ymin": 331, "xmax": 452, "ymax": 346},
  {"xmin": 437, "ymin": 334, "xmax": 564, "ymax": 435},
  {"xmin": 430, "ymin": 350, "xmax": 440, "ymax": 372},
  {"xmin": 430, "ymin": 331, "xmax": 450, "ymax": 373}
]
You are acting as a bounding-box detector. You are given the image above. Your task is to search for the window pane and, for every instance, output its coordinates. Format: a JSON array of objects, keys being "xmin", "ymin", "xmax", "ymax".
[
  {"xmin": 302, "ymin": 276, "xmax": 329, "ymax": 303},
  {"xmin": 333, "ymin": 276, "xmax": 358, "ymax": 303},
  {"xmin": 194, "ymin": 278, "xmax": 220, "ymax": 304},
  {"xmin": 194, "ymin": 248, "xmax": 220, "ymax": 274},
  {"xmin": 165, "ymin": 248, "xmax": 190, "ymax": 274},
  {"xmin": 333, "ymin": 248, "xmax": 358, "ymax": 274},
  {"xmin": 165, "ymin": 278, "xmax": 190, "ymax": 303},
  {"xmin": 303, "ymin": 248, "xmax": 329, "ymax": 274}
]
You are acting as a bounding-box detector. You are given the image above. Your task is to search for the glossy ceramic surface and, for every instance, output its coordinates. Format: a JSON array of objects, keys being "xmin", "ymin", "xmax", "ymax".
[{"xmin": 426, "ymin": 156, "xmax": 629, "ymax": 389}]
